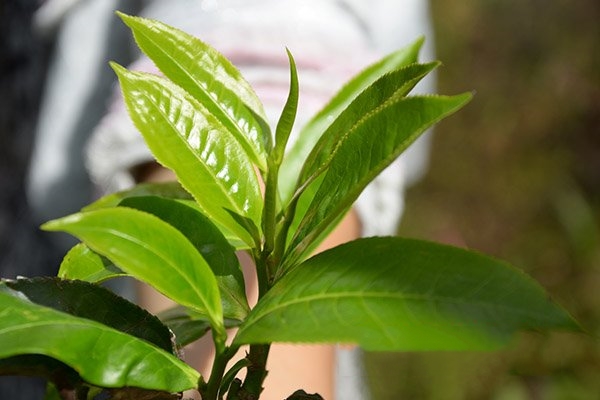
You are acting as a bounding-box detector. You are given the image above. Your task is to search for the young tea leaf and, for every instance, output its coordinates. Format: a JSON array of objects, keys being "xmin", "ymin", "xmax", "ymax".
[
  {"xmin": 279, "ymin": 38, "xmax": 425, "ymax": 201},
  {"xmin": 285, "ymin": 94, "xmax": 472, "ymax": 266},
  {"xmin": 112, "ymin": 63, "xmax": 263, "ymax": 247},
  {"xmin": 118, "ymin": 12, "xmax": 270, "ymax": 170},
  {"xmin": 273, "ymin": 48, "xmax": 299, "ymax": 164},
  {"xmin": 235, "ymin": 237, "xmax": 580, "ymax": 351}
]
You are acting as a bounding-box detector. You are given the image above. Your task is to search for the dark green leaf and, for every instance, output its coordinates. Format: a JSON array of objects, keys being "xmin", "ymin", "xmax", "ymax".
[
  {"xmin": 83, "ymin": 181, "xmax": 192, "ymax": 212},
  {"xmin": 111, "ymin": 63, "xmax": 263, "ymax": 246},
  {"xmin": 157, "ymin": 306, "xmax": 211, "ymax": 347},
  {"xmin": 42, "ymin": 207, "xmax": 224, "ymax": 336},
  {"xmin": 118, "ymin": 13, "xmax": 270, "ymax": 170},
  {"xmin": 120, "ymin": 196, "xmax": 249, "ymax": 321},
  {"xmin": 0, "ymin": 355, "xmax": 80, "ymax": 389},
  {"xmin": 157, "ymin": 306, "xmax": 242, "ymax": 347},
  {"xmin": 235, "ymin": 237, "xmax": 580, "ymax": 351},
  {"xmin": 0, "ymin": 284, "xmax": 199, "ymax": 391},
  {"xmin": 6, "ymin": 277, "xmax": 174, "ymax": 354}
]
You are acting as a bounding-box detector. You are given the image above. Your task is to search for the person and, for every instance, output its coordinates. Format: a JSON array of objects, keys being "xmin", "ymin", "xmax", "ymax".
[{"xmin": 28, "ymin": 1, "xmax": 436, "ymax": 398}]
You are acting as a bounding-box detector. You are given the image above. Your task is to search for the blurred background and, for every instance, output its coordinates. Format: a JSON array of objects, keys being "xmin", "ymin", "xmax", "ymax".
[
  {"xmin": 1, "ymin": 0, "xmax": 598, "ymax": 399},
  {"xmin": 365, "ymin": 1, "xmax": 600, "ymax": 399}
]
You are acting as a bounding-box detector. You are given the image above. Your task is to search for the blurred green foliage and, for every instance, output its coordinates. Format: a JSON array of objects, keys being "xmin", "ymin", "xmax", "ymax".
[{"xmin": 365, "ymin": 1, "xmax": 599, "ymax": 399}]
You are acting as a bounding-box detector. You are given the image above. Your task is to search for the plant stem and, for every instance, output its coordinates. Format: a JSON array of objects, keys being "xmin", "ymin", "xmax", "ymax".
[
  {"xmin": 200, "ymin": 345, "xmax": 238, "ymax": 400},
  {"xmin": 237, "ymin": 344, "xmax": 271, "ymax": 399}
]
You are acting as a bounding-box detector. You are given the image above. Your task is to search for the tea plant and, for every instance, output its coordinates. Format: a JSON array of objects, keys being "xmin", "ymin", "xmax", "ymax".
[{"xmin": 0, "ymin": 13, "xmax": 579, "ymax": 400}]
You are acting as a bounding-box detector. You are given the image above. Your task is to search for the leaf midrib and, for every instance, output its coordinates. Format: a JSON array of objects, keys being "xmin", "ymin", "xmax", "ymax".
[
  {"xmin": 134, "ymin": 24, "xmax": 263, "ymax": 165},
  {"xmin": 74, "ymin": 224, "xmax": 214, "ymax": 318},
  {"xmin": 246, "ymin": 290, "xmax": 554, "ymax": 326},
  {"xmin": 139, "ymin": 86, "xmax": 249, "ymax": 219}
]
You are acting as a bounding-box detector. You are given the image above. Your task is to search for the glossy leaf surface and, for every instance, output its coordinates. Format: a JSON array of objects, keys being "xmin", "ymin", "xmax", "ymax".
[
  {"xmin": 236, "ymin": 238, "xmax": 579, "ymax": 350},
  {"xmin": 120, "ymin": 196, "xmax": 249, "ymax": 321},
  {"xmin": 0, "ymin": 284, "xmax": 199, "ymax": 392},
  {"xmin": 5, "ymin": 277, "xmax": 174, "ymax": 354},
  {"xmin": 58, "ymin": 243, "xmax": 125, "ymax": 283},
  {"xmin": 119, "ymin": 13, "xmax": 269, "ymax": 170},
  {"xmin": 286, "ymin": 94, "xmax": 472, "ymax": 264},
  {"xmin": 279, "ymin": 38, "xmax": 424, "ymax": 201},
  {"xmin": 42, "ymin": 207, "xmax": 224, "ymax": 334},
  {"xmin": 112, "ymin": 64, "xmax": 262, "ymax": 246}
]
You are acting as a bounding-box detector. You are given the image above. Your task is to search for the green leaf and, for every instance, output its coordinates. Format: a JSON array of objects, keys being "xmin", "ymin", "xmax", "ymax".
[
  {"xmin": 235, "ymin": 237, "xmax": 580, "ymax": 351},
  {"xmin": 83, "ymin": 181, "xmax": 193, "ymax": 212},
  {"xmin": 278, "ymin": 63, "xmax": 439, "ymax": 260},
  {"xmin": 273, "ymin": 48, "xmax": 299, "ymax": 164},
  {"xmin": 58, "ymin": 243, "xmax": 125, "ymax": 283},
  {"xmin": 0, "ymin": 284, "xmax": 199, "ymax": 392},
  {"xmin": 111, "ymin": 63, "xmax": 263, "ymax": 246},
  {"xmin": 157, "ymin": 306, "xmax": 242, "ymax": 348},
  {"xmin": 157, "ymin": 306, "xmax": 211, "ymax": 347},
  {"xmin": 42, "ymin": 207, "xmax": 224, "ymax": 336},
  {"xmin": 286, "ymin": 94, "xmax": 472, "ymax": 265},
  {"xmin": 118, "ymin": 13, "xmax": 270, "ymax": 170},
  {"xmin": 119, "ymin": 196, "xmax": 249, "ymax": 321},
  {"xmin": 279, "ymin": 38, "xmax": 425, "ymax": 202},
  {"xmin": 296, "ymin": 62, "xmax": 440, "ymax": 192},
  {"xmin": 83, "ymin": 181, "xmax": 249, "ymax": 249},
  {"xmin": 5, "ymin": 277, "xmax": 175, "ymax": 354}
]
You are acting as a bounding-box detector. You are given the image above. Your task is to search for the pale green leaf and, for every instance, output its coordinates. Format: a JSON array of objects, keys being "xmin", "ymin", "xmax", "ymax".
[
  {"xmin": 273, "ymin": 48, "xmax": 299, "ymax": 164},
  {"xmin": 42, "ymin": 207, "xmax": 224, "ymax": 335},
  {"xmin": 112, "ymin": 64, "xmax": 263, "ymax": 246},
  {"xmin": 286, "ymin": 94, "xmax": 472, "ymax": 265},
  {"xmin": 0, "ymin": 284, "xmax": 199, "ymax": 392},
  {"xmin": 120, "ymin": 196, "xmax": 249, "ymax": 321},
  {"xmin": 118, "ymin": 13, "xmax": 270, "ymax": 170},
  {"xmin": 58, "ymin": 243, "xmax": 125, "ymax": 283},
  {"xmin": 235, "ymin": 238, "xmax": 580, "ymax": 351},
  {"xmin": 279, "ymin": 38, "xmax": 425, "ymax": 201}
]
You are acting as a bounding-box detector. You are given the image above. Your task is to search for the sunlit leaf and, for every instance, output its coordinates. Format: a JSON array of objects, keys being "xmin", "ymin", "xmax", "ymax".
[
  {"xmin": 112, "ymin": 63, "xmax": 262, "ymax": 246},
  {"xmin": 236, "ymin": 238, "xmax": 580, "ymax": 351},
  {"xmin": 0, "ymin": 284, "xmax": 199, "ymax": 392},
  {"xmin": 120, "ymin": 196, "xmax": 249, "ymax": 321},
  {"xmin": 42, "ymin": 207, "xmax": 224, "ymax": 335},
  {"xmin": 273, "ymin": 48, "xmax": 299, "ymax": 164},
  {"xmin": 119, "ymin": 12, "xmax": 270, "ymax": 170},
  {"xmin": 285, "ymin": 94, "xmax": 472, "ymax": 266},
  {"xmin": 279, "ymin": 38, "xmax": 425, "ymax": 202},
  {"xmin": 58, "ymin": 243, "xmax": 125, "ymax": 283},
  {"xmin": 297, "ymin": 62, "xmax": 440, "ymax": 191}
]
